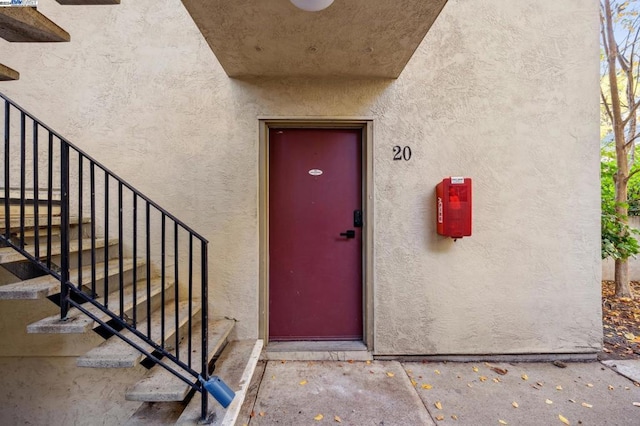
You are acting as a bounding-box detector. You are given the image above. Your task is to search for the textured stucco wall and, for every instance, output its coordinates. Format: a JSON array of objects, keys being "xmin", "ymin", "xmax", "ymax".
[
  {"xmin": 0, "ymin": 0, "xmax": 601, "ymax": 355},
  {"xmin": 0, "ymin": 357, "xmax": 146, "ymax": 425}
]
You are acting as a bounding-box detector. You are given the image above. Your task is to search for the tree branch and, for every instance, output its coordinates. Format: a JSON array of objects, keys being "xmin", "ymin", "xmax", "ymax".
[
  {"xmin": 622, "ymin": 100, "xmax": 640, "ymax": 126},
  {"xmin": 623, "ymin": 131, "xmax": 640, "ymax": 148},
  {"xmin": 602, "ymin": 89, "xmax": 615, "ymax": 123},
  {"xmin": 628, "ymin": 167, "xmax": 640, "ymax": 181}
]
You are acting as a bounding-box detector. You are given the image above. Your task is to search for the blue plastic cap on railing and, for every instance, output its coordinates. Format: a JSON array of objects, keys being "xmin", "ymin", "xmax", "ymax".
[{"xmin": 199, "ymin": 375, "xmax": 235, "ymax": 408}]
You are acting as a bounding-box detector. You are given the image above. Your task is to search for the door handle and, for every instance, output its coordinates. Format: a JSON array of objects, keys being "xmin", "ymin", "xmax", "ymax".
[{"xmin": 340, "ymin": 230, "xmax": 356, "ymax": 239}]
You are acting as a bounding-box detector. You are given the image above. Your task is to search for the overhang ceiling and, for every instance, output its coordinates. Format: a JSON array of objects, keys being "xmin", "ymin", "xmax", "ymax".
[{"xmin": 180, "ymin": 0, "xmax": 448, "ymax": 78}]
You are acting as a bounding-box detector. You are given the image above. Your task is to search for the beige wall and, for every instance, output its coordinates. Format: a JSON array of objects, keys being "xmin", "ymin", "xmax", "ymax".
[
  {"xmin": 0, "ymin": 0, "xmax": 601, "ymax": 355},
  {"xmin": 0, "ymin": 357, "xmax": 146, "ymax": 425}
]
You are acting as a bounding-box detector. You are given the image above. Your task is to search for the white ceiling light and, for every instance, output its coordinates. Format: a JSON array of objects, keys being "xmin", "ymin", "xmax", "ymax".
[{"xmin": 290, "ymin": 0, "xmax": 334, "ymax": 12}]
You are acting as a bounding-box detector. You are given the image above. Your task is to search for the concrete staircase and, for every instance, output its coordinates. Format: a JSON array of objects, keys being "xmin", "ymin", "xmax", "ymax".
[
  {"xmin": 0, "ymin": 199, "xmax": 262, "ymax": 424},
  {"xmin": 0, "ymin": 3, "xmax": 263, "ymax": 421}
]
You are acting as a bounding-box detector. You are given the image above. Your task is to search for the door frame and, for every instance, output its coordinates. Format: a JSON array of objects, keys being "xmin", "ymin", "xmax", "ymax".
[{"xmin": 258, "ymin": 118, "xmax": 374, "ymax": 350}]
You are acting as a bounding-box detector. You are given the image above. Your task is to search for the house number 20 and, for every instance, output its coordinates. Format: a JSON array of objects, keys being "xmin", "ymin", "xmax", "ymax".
[{"xmin": 393, "ymin": 146, "xmax": 412, "ymax": 161}]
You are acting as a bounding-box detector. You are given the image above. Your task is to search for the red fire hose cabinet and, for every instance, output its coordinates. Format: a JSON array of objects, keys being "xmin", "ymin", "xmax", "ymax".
[{"xmin": 436, "ymin": 177, "xmax": 472, "ymax": 239}]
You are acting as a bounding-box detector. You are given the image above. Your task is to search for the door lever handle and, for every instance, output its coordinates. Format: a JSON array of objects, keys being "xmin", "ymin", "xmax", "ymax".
[{"xmin": 340, "ymin": 230, "xmax": 356, "ymax": 239}]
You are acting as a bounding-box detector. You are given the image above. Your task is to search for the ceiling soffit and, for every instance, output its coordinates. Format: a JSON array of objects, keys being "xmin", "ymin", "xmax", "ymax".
[{"xmin": 181, "ymin": 0, "xmax": 448, "ymax": 78}]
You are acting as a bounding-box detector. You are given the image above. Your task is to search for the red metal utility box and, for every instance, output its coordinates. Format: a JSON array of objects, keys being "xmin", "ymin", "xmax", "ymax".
[{"xmin": 436, "ymin": 177, "xmax": 472, "ymax": 239}]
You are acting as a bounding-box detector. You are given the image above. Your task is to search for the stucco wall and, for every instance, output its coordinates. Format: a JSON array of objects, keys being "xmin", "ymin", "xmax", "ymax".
[
  {"xmin": 0, "ymin": 357, "xmax": 146, "ymax": 425},
  {"xmin": 0, "ymin": 0, "xmax": 601, "ymax": 355}
]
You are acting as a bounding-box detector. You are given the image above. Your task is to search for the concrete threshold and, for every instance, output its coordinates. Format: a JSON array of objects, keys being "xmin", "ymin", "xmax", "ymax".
[{"xmin": 262, "ymin": 340, "xmax": 372, "ymax": 361}]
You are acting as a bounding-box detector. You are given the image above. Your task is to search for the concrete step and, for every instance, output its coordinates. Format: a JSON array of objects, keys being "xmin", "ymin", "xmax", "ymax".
[
  {"xmin": 55, "ymin": 1, "xmax": 120, "ymax": 4},
  {"xmin": 0, "ymin": 257, "xmax": 137, "ymax": 299},
  {"xmin": 0, "ymin": 63, "xmax": 19, "ymax": 81},
  {"xmin": 0, "ymin": 215, "xmax": 83, "ymax": 233},
  {"xmin": 125, "ymin": 319, "xmax": 235, "ymax": 403},
  {"xmin": 0, "ymin": 6, "xmax": 70, "ymax": 42},
  {"xmin": 3, "ymin": 217, "xmax": 91, "ymax": 247},
  {"xmin": 77, "ymin": 298, "xmax": 195, "ymax": 368},
  {"xmin": 176, "ymin": 339, "xmax": 264, "ymax": 425},
  {"xmin": 26, "ymin": 272, "xmax": 163, "ymax": 334},
  {"xmin": 0, "ymin": 237, "xmax": 113, "ymax": 264},
  {"xmin": 0, "ymin": 200, "xmax": 61, "ymax": 219}
]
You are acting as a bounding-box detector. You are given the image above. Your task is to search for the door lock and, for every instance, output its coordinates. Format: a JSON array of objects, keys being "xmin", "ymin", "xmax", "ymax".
[
  {"xmin": 354, "ymin": 210, "xmax": 363, "ymax": 228},
  {"xmin": 340, "ymin": 230, "xmax": 356, "ymax": 239}
]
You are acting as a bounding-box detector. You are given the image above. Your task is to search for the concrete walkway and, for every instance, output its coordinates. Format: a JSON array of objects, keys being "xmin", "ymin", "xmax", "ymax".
[{"xmin": 238, "ymin": 359, "xmax": 640, "ymax": 425}]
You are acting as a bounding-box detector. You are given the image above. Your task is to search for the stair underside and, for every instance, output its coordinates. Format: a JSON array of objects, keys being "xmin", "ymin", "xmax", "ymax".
[
  {"xmin": 0, "ymin": 257, "xmax": 137, "ymax": 299},
  {"xmin": 0, "ymin": 7, "xmax": 70, "ymax": 42},
  {"xmin": 77, "ymin": 298, "xmax": 195, "ymax": 368},
  {"xmin": 0, "ymin": 63, "xmax": 19, "ymax": 81},
  {"xmin": 125, "ymin": 318, "xmax": 235, "ymax": 402}
]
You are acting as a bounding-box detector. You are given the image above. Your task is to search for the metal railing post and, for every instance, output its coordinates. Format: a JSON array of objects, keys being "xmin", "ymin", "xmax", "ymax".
[
  {"xmin": 60, "ymin": 141, "xmax": 70, "ymax": 319},
  {"xmin": 3, "ymin": 101, "xmax": 10, "ymax": 240},
  {"xmin": 201, "ymin": 240, "xmax": 209, "ymax": 422}
]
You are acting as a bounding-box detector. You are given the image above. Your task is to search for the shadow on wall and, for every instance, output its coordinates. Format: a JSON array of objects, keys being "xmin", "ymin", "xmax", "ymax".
[
  {"xmin": 228, "ymin": 76, "xmax": 395, "ymax": 117},
  {"xmin": 603, "ymin": 216, "xmax": 640, "ymax": 281},
  {"xmin": 425, "ymin": 187, "xmax": 455, "ymax": 252}
]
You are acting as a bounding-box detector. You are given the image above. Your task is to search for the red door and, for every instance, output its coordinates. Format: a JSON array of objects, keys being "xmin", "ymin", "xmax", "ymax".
[{"xmin": 269, "ymin": 128, "xmax": 363, "ymax": 341}]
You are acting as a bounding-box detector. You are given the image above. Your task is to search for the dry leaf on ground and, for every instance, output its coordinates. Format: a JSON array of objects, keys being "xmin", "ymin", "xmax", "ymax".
[
  {"xmin": 334, "ymin": 415, "xmax": 342, "ymax": 423},
  {"xmin": 581, "ymin": 402, "xmax": 593, "ymax": 408},
  {"xmin": 314, "ymin": 414, "xmax": 324, "ymax": 421},
  {"xmin": 386, "ymin": 372, "xmax": 395, "ymax": 377},
  {"xmin": 600, "ymin": 281, "xmax": 640, "ymax": 360},
  {"xmin": 299, "ymin": 380, "xmax": 308, "ymax": 385},
  {"xmin": 422, "ymin": 384, "xmax": 433, "ymax": 389},
  {"xmin": 512, "ymin": 402, "xmax": 519, "ymax": 408},
  {"xmin": 491, "ymin": 367, "xmax": 508, "ymax": 375},
  {"xmin": 521, "ymin": 374, "xmax": 528, "ymax": 381},
  {"xmin": 558, "ymin": 414, "xmax": 570, "ymax": 425},
  {"xmin": 435, "ymin": 401, "xmax": 443, "ymax": 410}
]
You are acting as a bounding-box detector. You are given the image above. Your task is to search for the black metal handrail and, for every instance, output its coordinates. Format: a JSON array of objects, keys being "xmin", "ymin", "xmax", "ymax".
[{"xmin": 0, "ymin": 91, "xmax": 211, "ymax": 421}]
